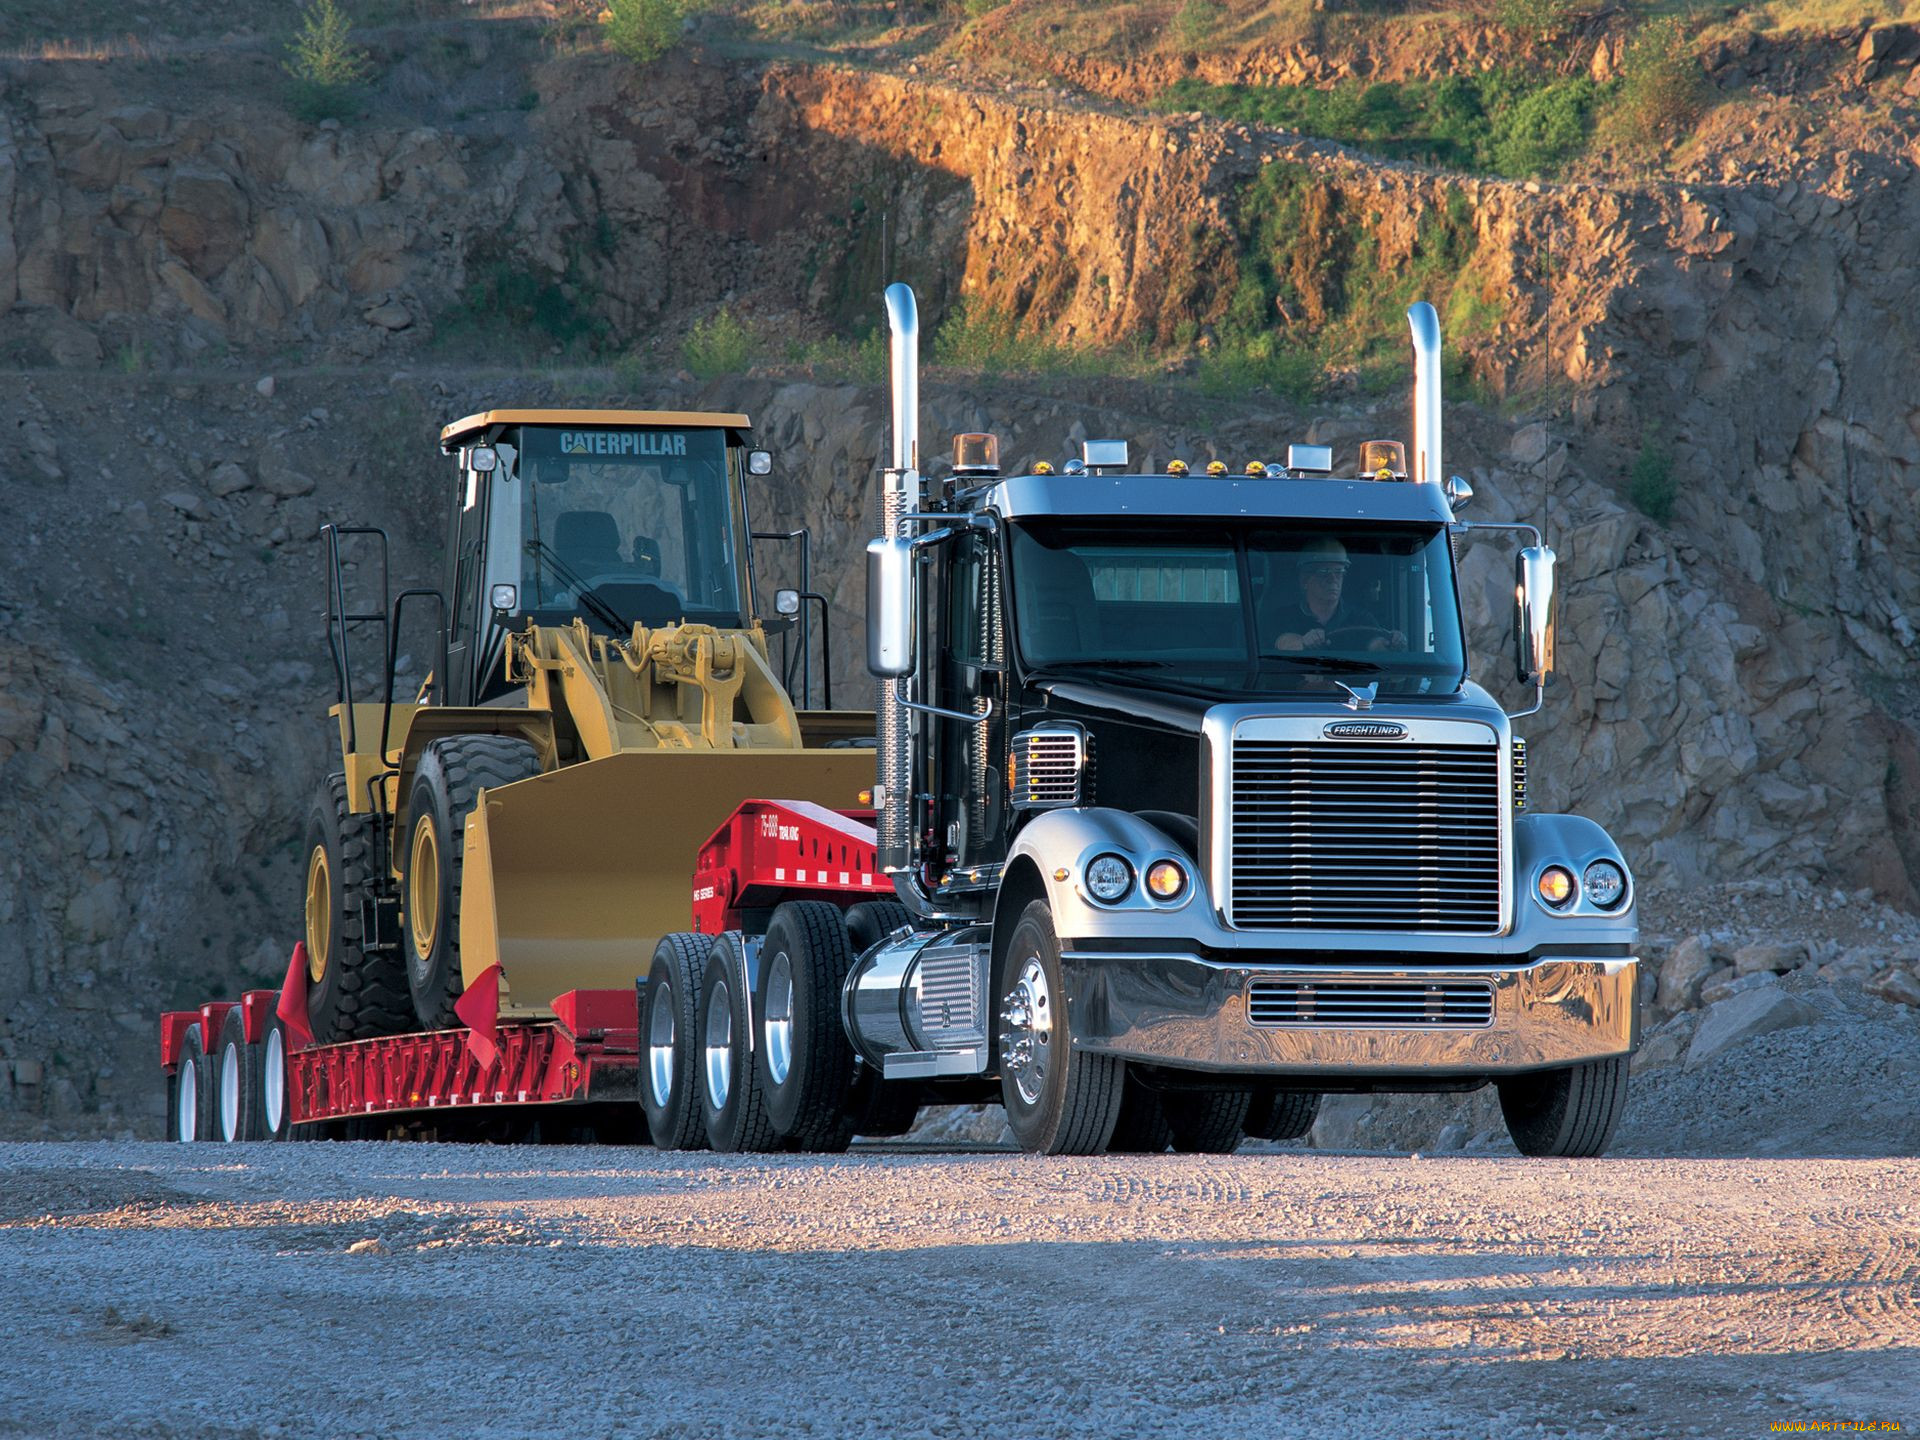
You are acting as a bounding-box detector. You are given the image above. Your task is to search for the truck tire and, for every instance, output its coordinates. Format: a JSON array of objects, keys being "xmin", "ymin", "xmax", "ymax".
[
  {"xmin": 402, "ymin": 736, "xmax": 542, "ymax": 1031},
  {"xmin": 843, "ymin": 1065, "xmax": 921, "ymax": 1139},
  {"xmin": 997, "ymin": 900, "xmax": 1123, "ymax": 1155},
  {"xmin": 1106, "ymin": 1072, "xmax": 1172, "ymax": 1154},
  {"xmin": 305, "ymin": 774, "xmax": 411, "ymax": 1043},
  {"xmin": 217, "ymin": 1008, "xmax": 265, "ymax": 1142},
  {"xmin": 697, "ymin": 933, "xmax": 781, "ymax": 1153},
  {"xmin": 1498, "ymin": 1055, "xmax": 1629, "ymax": 1158},
  {"xmin": 169, "ymin": 1023, "xmax": 216, "ymax": 1143},
  {"xmin": 1244, "ymin": 1088, "xmax": 1320, "ymax": 1142},
  {"xmin": 261, "ymin": 1015, "xmax": 294, "ymax": 1141},
  {"xmin": 845, "ymin": 900, "xmax": 911, "ymax": 956},
  {"xmin": 755, "ymin": 902, "xmax": 860, "ymax": 1151},
  {"xmin": 1163, "ymin": 1089, "xmax": 1251, "ymax": 1154},
  {"xmin": 640, "ymin": 933, "xmax": 710, "ymax": 1151}
]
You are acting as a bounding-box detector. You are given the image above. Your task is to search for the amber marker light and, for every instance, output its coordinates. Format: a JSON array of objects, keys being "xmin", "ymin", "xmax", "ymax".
[
  {"xmin": 1537, "ymin": 866, "xmax": 1576, "ymax": 908},
  {"xmin": 857, "ymin": 788, "xmax": 874, "ymax": 806},
  {"xmin": 1145, "ymin": 859, "xmax": 1187, "ymax": 900}
]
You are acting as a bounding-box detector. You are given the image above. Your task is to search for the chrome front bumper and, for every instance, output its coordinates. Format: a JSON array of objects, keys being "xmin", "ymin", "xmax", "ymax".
[{"xmin": 1059, "ymin": 951, "xmax": 1638, "ymax": 1078}]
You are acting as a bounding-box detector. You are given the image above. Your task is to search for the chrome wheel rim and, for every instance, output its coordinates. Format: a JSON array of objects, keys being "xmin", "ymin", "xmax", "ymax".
[
  {"xmin": 764, "ymin": 951, "xmax": 794, "ymax": 1087},
  {"xmin": 703, "ymin": 976, "xmax": 733, "ymax": 1112},
  {"xmin": 176, "ymin": 1058, "xmax": 198, "ymax": 1142},
  {"xmin": 263, "ymin": 1028, "xmax": 285, "ymax": 1136},
  {"xmin": 220, "ymin": 1042, "xmax": 241, "ymax": 1141},
  {"xmin": 1001, "ymin": 956, "xmax": 1053, "ymax": 1108},
  {"xmin": 648, "ymin": 977, "xmax": 677, "ymax": 1109}
]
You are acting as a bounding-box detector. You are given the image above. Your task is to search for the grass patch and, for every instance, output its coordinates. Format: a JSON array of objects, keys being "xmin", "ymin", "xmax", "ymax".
[
  {"xmin": 284, "ymin": 0, "xmax": 373, "ymax": 123},
  {"xmin": 1155, "ymin": 70, "xmax": 1604, "ymax": 179},
  {"xmin": 441, "ymin": 253, "xmax": 608, "ymax": 355},
  {"xmin": 931, "ymin": 299, "xmax": 1151, "ymax": 380},
  {"xmin": 602, "ymin": 0, "xmax": 706, "ymax": 64},
  {"xmin": 1492, "ymin": 0, "xmax": 1584, "ymax": 37},
  {"xmin": 1628, "ymin": 434, "xmax": 1677, "ymax": 522},
  {"xmin": 785, "ymin": 329, "xmax": 889, "ymax": 383},
  {"xmin": 683, "ymin": 307, "xmax": 756, "ymax": 378}
]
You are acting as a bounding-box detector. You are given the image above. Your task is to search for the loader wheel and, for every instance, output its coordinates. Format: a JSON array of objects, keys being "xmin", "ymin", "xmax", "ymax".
[
  {"xmin": 1106, "ymin": 1071, "xmax": 1173, "ymax": 1154},
  {"xmin": 640, "ymin": 933, "xmax": 710, "ymax": 1151},
  {"xmin": 844, "ymin": 900, "xmax": 911, "ymax": 956},
  {"xmin": 261, "ymin": 1015, "xmax": 293, "ymax": 1142},
  {"xmin": 1244, "ymin": 1088, "xmax": 1320, "ymax": 1142},
  {"xmin": 305, "ymin": 774, "xmax": 411, "ymax": 1043},
  {"xmin": 402, "ymin": 735, "xmax": 542, "ymax": 1031},
  {"xmin": 1164, "ymin": 1089, "xmax": 1252, "ymax": 1155},
  {"xmin": 217, "ymin": 1007, "xmax": 265, "ymax": 1142},
  {"xmin": 1498, "ymin": 1056, "xmax": 1629, "ymax": 1158},
  {"xmin": 997, "ymin": 901, "xmax": 1124, "ymax": 1155},
  {"xmin": 755, "ymin": 902, "xmax": 859, "ymax": 1151},
  {"xmin": 697, "ymin": 933, "xmax": 781, "ymax": 1154},
  {"xmin": 169, "ymin": 1023, "xmax": 216, "ymax": 1143}
]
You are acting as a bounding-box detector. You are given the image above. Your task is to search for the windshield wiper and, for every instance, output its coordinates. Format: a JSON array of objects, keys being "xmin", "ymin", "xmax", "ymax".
[
  {"xmin": 1263, "ymin": 655, "xmax": 1385, "ymax": 674},
  {"xmin": 524, "ymin": 539, "xmax": 630, "ymax": 636}
]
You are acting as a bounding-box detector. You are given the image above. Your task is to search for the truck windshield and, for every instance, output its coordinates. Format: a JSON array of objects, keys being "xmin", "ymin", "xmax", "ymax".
[
  {"xmin": 1008, "ymin": 520, "xmax": 1466, "ymax": 693},
  {"xmin": 514, "ymin": 426, "xmax": 744, "ymax": 630}
]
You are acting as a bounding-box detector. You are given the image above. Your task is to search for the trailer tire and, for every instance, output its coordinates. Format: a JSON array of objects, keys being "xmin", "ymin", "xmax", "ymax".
[
  {"xmin": 1106, "ymin": 1072, "xmax": 1172, "ymax": 1154},
  {"xmin": 698, "ymin": 933, "xmax": 781, "ymax": 1153},
  {"xmin": 640, "ymin": 933, "xmax": 710, "ymax": 1151},
  {"xmin": 1244, "ymin": 1088, "xmax": 1320, "ymax": 1142},
  {"xmin": 402, "ymin": 735, "xmax": 543, "ymax": 1031},
  {"xmin": 997, "ymin": 901, "xmax": 1123, "ymax": 1155},
  {"xmin": 756, "ymin": 902, "xmax": 859, "ymax": 1150},
  {"xmin": 1163, "ymin": 1089, "xmax": 1251, "ymax": 1154},
  {"xmin": 261, "ymin": 1016, "xmax": 294, "ymax": 1141},
  {"xmin": 1498, "ymin": 1055, "xmax": 1629, "ymax": 1158},
  {"xmin": 217, "ymin": 1008, "xmax": 265, "ymax": 1142},
  {"xmin": 844, "ymin": 900, "xmax": 911, "ymax": 956},
  {"xmin": 305, "ymin": 774, "xmax": 411, "ymax": 1043},
  {"xmin": 170, "ymin": 1023, "xmax": 216, "ymax": 1143}
]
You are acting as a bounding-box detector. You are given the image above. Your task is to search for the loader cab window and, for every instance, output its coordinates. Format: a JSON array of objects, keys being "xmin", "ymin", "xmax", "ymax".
[{"xmin": 514, "ymin": 426, "xmax": 746, "ymax": 633}]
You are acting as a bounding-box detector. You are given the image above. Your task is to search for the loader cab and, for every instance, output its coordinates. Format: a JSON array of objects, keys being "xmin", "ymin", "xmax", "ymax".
[{"xmin": 438, "ymin": 409, "xmax": 762, "ymax": 706}]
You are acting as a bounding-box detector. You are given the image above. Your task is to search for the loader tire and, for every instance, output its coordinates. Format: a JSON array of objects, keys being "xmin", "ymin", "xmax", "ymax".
[
  {"xmin": 305, "ymin": 774, "xmax": 410, "ymax": 1043},
  {"xmin": 402, "ymin": 735, "xmax": 542, "ymax": 1032},
  {"xmin": 217, "ymin": 1007, "xmax": 264, "ymax": 1142},
  {"xmin": 1244, "ymin": 1088, "xmax": 1319, "ymax": 1142},
  {"xmin": 641, "ymin": 933, "xmax": 710, "ymax": 1151},
  {"xmin": 698, "ymin": 933, "xmax": 781, "ymax": 1154},
  {"xmin": 998, "ymin": 901, "xmax": 1124, "ymax": 1155},
  {"xmin": 755, "ymin": 902, "xmax": 860, "ymax": 1151},
  {"xmin": 1498, "ymin": 1055, "xmax": 1629, "ymax": 1158},
  {"xmin": 1106, "ymin": 1071, "xmax": 1173, "ymax": 1154},
  {"xmin": 844, "ymin": 900, "xmax": 911, "ymax": 956},
  {"xmin": 1163, "ymin": 1089, "xmax": 1252, "ymax": 1155}
]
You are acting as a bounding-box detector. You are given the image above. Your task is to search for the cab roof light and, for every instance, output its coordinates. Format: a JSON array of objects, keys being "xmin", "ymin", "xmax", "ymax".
[
  {"xmin": 952, "ymin": 432, "xmax": 1001, "ymax": 477},
  {"xmin": 1167, "ymin": 459, "xmax": 1190, "ymax": 476},
  {"xmin": 1082, "ymin": 439, "xmax": 1129, "ymax": 474},
  {"xmin": 1286, "ymin": 444, "xmax": 1334, "ymax": 476},
  {"xmin": 1359, "ymin": 439, "xmax": 1408, "ymax": 481},
  {"xmin": 1205, "ymin": 460, "xmax": 1228, "ymax": 477}
]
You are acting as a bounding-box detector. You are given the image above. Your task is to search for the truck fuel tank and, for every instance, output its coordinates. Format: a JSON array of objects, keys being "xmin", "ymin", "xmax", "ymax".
[{"xmin": 845, "ymin": 925, "xmax": 990, "ymax": 1079}]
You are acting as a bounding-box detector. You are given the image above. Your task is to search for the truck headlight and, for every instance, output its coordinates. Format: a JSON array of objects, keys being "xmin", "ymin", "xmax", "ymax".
[
  {"xmin": 1537, "ymin": 866, "xmax": 1575, "ymax": 909},
  {"xmin": 1145, "ymin": 859, "xmax": 1187, "ymax": 900},
  {"xmin": 1085, "ymin": 855, "xmax": 1133, "ymax": 904},
  {"xmin": 1582, "ymin": 860, "xmax": 1627, "ymax": 909}
]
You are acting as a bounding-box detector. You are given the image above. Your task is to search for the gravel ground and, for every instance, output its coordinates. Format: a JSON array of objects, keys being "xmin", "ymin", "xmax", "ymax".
[{"xmin": 1, "ymin": 1142, "xmax": 1915, "ymax": 1439}]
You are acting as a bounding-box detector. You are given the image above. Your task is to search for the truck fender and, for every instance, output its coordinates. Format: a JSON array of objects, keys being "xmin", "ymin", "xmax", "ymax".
[
  {"xmin": 1003, "ymin": 808, "xmax": 1200, "ymax": 943},
  {"xmin": 1514, "ymin": 812, "xmax": 1636, "ymax": 916}
]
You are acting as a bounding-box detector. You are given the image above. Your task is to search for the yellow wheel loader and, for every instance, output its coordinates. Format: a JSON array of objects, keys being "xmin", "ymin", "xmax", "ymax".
[{"xmin": 303, "ymin": 408, "xmax": 875, "ymax": 1043}]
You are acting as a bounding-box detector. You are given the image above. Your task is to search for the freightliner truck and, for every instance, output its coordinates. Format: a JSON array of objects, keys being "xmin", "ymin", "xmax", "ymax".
[{"xmin": 734, "ymin": 284, "xmax": 1637, "ymax": 1157}]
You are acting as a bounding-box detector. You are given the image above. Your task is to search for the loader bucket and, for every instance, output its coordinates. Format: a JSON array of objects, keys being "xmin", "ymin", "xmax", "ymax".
[{"xmin": 458, "ymin": 748, "xmax": 877, "ymax": 1017}]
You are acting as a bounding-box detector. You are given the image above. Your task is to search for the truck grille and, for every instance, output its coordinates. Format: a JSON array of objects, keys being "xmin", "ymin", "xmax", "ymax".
[
  {"xmin": 1247, "ymin": 977, "xmax": 1494, "ymax": 1028},
  {"xmin": 1228, "ymin": 740, "xmax": 1502, "ymax": 932}
]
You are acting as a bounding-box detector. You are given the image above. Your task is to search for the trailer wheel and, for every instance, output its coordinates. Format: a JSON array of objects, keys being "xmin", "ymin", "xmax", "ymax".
[
  {"xmin": 997, "ymin": 901, "xmax": 1123, "ymax": 1155},
  {"xmin": 844, "ymin": 900, "xmax": 911, "ymax": 956},
  {"xmin": 260, "ymin": 1016, "xmax": 294, "ymax": 1141},
  {"xmin": 402, "ymin": 735, "xmax": 542, "ymax": 1031},
  {"xmin": 1498, "ymin": 1055, "xmax": 1629, "ymax": 1158},
  {"xmin": 305, "ymin": 774, "xmax": 411, "ymax": 1043},
  {"xmin": 640, "ymin": 933, "xmax": 710, "ymax": 1151},
  {"xmin": 756, "ymin": 902, "xmax": 859, "ymax": 1151},
  {"xmin": 217, "ymin": 1008, "xmax": 265, "ymax": 1142},
  {"xmin": 170, "ymin": 1023, "xmax": 216, "ymax": 1143},
  {"xmin": 697, "ymin": 933, "xmax": 781, "ymax": 1154},
  {"xmin": 1244, "ymin": 1088, "xmax": 1319, "ymax": 1142},
  {"xmin": 1163, "ymin": 1089, "xmax": 1252, "ymax": 1154},
  {"xmin": 1106, "ymin": 1071, "xmax": 1172, "ymax": 1154}
]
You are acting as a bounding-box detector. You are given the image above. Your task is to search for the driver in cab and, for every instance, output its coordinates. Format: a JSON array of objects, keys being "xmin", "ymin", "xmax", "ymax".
[{"xmin": 1272, "ymin": 537, "xmax": 1405, "ymax": 653}]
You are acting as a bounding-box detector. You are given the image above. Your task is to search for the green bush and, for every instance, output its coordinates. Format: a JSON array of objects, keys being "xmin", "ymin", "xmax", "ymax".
[
  {"xmin": 601, "ymin": 0, "xmax": 703, "ymax": 64},
  {"xmin": 1490, "ymin": 79, "xmax": 1600, "ymax": 175},
  {"xmin": 1628, "ymin": 436, "xmax": 1676, "ymax": 522},
  {"xmin": 683, "ymin": 308, "xmax": 755, "ymax": 379},
  {"xmin": 1610, "ymin": 18, "xmax": 1704, "ymax": 145},
  {"xmin": 284, "ymin": 0, "xmax": 371, "ymax": 122},
  {"xmin": 1492, "ymin": 0, "xmax": 1581, "ymax": 37}
]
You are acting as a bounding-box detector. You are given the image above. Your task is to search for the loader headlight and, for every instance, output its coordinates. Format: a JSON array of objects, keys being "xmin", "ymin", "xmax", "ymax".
[
  {"xmin": 1582, "ymin": 860, "xmax": 1627, "ymax": 909},
  {"xmin": 1084, "ymin": 854, "xmax": 1133, "ymax": 904},
  {"xmin": 1536, "ymin": 865, "xmax": 1576, "ymax": 909}
]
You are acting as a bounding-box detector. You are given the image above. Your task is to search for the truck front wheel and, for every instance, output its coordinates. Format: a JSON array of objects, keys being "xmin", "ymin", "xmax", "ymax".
[
  {"xmin": 1497, "ymin": 1055, "xmax": 1629, "ymax": 1158},
  {"xmin": 996, "ymin": 901, "xmax": 1124, "ymax": 1155}
]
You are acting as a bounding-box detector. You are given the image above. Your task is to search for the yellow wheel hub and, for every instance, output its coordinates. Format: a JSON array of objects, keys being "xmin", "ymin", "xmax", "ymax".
[
  {"xmin": 304, "ymin": 845, "xmax": 331, "ymax": 983},
  {"xmin": 409, "ymin": 814, "xmax": 441, "ymax": 963}
]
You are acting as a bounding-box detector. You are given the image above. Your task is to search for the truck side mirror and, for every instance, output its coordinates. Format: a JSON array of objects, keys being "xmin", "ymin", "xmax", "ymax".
[
  {"xmin": 866, "ymin": 536, "xmax": 914, "ymax": 678},
  {"xmin": 1515, "ymin": 544, "xmax": 1557, "ymax": 685}
]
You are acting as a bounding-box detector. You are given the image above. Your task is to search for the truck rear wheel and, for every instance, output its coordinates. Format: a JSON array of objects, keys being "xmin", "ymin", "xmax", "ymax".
[
  {"xmin": 755, "ymin": 902, "xmax": 859, "ymax": 1151},
  {"xmin": 698, "ymin": 933, "xmax": 781, "ymax": 1153},
  {"xmin": 402, "ymin": 736, "xmax": 542, "ymax": 1031},
  {"xmin": 844, "ymin": 900, "xmax": 911, "ymax": 955},
  {"xmin": 1244, "ymin": 1088, "xmax": 1320, "ymax": 1142},
  {"xmin": 997, "ymin": 901, "xmax": 1123, "ymax": 1155},
  {"xmin": 305, "ymin": 774, "xmax": 410, "ymax": 1043},
  {"xmin": 1163, "ymin": 1089, "xmax": 1251, "ymax": 1154},
  {"xmin": 1106, "ymin": 1072, "xmax": 1172, "ymax": 1154},
  {"xmin": 169, "ymin": 1022, "xmax": 215, "ymax": 1142},
  {"xmin": 844, "ymin": 1066, "xmax": 921, "ymax": 1138},
  {"xmin": 1498, "ymin": 1055, "xmax": 1629, "ymax": 1158},
  {"xmin": 217, "ymin": 1008, "xmax": 265, "ymax": 1142},
  {"xmin": 640, "ymin": 933, "xmax": 710, "ymax": 1150}
]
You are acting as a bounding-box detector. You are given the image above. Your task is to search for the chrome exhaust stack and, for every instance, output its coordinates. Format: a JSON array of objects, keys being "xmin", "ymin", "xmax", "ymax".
[
  {"xmin": 1407, "ymin": 300, "xmax": 1442, "ymax": 487},
  {"xmin": 875, "ymin": 282, "xmax": 920, "ymax": 876}
]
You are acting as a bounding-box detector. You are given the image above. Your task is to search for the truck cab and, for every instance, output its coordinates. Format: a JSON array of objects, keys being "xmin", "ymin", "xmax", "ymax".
[{"xmin": 852, "ymin": 286, "xmax": 1638, "ymax": 1157}]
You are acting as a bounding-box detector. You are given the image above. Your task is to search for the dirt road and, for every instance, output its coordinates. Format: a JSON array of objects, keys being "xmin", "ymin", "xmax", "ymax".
[{"xmin": 0, "ymin": 1141, "xmax": 1913, "ymax": 1438}]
